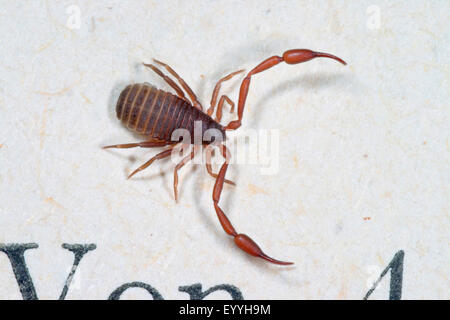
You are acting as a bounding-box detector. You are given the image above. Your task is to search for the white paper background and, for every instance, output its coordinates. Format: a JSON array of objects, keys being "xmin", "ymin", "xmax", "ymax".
[{"xmin": 0, "ymin": 0, "xmax": 448, "ymax": 299}]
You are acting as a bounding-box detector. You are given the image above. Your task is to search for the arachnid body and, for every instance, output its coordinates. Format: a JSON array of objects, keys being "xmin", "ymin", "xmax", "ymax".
[{"xmin": 104, "ymin": 49, "xmax": 347, "ymax": 265}]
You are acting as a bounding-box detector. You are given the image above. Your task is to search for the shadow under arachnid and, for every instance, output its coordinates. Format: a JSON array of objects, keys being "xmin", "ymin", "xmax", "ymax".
[{"xmin": 250, "ymin": 72, "xmax": 351, "ymax": 128}]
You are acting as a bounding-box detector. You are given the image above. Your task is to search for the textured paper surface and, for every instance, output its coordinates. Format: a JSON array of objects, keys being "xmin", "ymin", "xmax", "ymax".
[{"xmin": 0, "ymin": 0, "xmax": 448, "ymax": 299}]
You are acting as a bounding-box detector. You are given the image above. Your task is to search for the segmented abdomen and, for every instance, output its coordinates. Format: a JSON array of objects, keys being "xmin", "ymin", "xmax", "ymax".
[{"xmin": 116, "ymin": 83, "xmax": 223, "ymax": 142}]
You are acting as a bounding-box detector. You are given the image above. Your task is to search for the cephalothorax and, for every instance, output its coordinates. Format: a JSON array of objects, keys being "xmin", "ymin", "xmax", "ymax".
[{"xmin": 104, "ymin": 49, "xmax": 346, "ymax": 265}]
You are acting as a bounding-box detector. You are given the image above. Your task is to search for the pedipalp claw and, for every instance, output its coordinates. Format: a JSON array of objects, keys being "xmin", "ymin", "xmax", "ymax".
[{"xmin": 234, "ymin": 233, "xmax": 294, "ymax": 266}]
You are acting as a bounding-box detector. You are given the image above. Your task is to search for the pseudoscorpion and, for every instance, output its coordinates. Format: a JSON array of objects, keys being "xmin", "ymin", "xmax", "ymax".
[{"xmin": 104, "ymin": 49, "xmax": 347, "ymax": 265}]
